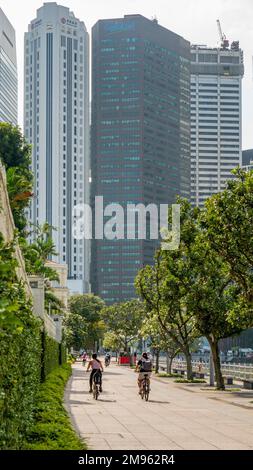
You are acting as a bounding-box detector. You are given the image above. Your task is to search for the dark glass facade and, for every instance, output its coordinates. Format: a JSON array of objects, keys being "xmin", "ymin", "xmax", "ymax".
[{"xmin": 91, "ymin": 15, "xmax": 190, "ymax": 304}]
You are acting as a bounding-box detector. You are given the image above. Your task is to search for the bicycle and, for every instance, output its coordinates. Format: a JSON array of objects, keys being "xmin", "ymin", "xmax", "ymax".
[
  {"xmin": 140, "ymin": 373, "xmax": 150, "ymax": 401},
  {"xmin": 92, "ymin": 371, "xmax": 102, "ymax": 400},
  {"xmin": 105, "ymin": 357, "xmax": 110, "ymax": 367}
]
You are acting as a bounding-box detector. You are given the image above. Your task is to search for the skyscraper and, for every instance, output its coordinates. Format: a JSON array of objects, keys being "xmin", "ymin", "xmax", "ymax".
[
  {"xmin": 190, "ymin": 44, "xmax": 244, "ymax": 207},
  {"xmin": 24, "ymin": 2, "xmax": 90, "ymax": 293},
  {"xmin": 0, "ymin": 8, "xmax": 17, "ymax": 125},
  {"xmin": 91, "ymin": 15, "xmax": 190, "ymax": 304}
]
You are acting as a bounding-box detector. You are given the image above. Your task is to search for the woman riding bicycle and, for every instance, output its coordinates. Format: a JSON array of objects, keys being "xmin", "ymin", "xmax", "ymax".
[
  {"xmin": 105, "ymin": 352, "xmax": 111, "ymax": 367},
  {"xmin": 135, "ymin": 352, "xmax": 152, "ymax": 395},
  {"xmin": 86, "ymin": 353, "xmax": 104, "ymax": 393}
]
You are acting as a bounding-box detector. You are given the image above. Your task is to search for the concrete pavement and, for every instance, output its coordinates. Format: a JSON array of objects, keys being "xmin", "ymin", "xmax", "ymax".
[{"xmin": 65, "ymin": 361, "xmax": 253, "ymax": 450}]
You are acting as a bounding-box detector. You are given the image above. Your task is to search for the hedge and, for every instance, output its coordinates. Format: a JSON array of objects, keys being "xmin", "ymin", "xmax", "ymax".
[
  {"xmin": 0, "ymin": 311, "xmax": 42, "ymax": 450},
  {"xmin": 24, "ymin": 364, "xmax": 85, "ymax": 450},
  {"xmin": 41, "ymin": 331, "xmax": 62, "ymax": 381},
  {"xmin": 0, "ymin": 235, "xmax": 68, "ymax": 449}
]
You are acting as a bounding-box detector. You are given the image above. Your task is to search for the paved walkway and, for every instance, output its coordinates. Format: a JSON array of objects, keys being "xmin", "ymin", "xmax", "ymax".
[{"xmin": 65, "ymin": 361, "xmax": 253, "ymax": 450}]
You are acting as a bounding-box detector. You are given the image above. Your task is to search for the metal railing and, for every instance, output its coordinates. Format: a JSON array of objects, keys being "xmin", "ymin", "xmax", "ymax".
[{"xmin": 159, "ymin": 359, "xmax": 253, "ymax": 381}]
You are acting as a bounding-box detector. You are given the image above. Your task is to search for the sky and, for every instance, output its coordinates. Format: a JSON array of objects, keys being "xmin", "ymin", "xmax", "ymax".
[{"xmin": 1, "ymin": 0, "xmax": 253, "ymax": 149}]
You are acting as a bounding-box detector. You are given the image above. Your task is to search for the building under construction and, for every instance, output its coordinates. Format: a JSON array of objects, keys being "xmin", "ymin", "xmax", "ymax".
[{"xmin": 190, "ymin": 23, "xmax": 244, "ymax": 206}]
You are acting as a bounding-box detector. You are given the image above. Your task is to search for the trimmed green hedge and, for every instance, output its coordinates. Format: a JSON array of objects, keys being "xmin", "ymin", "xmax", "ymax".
[
  {"xmin": 24, "ymin": 364, "xmax": 85, "ymax": 450},
  {"xmin": 0, "ymin": 311, "xmax": 42, "ymax": 450},
  {"xmin": 59, "ymin": 343, "xmax": 67, "ymax": 365},
  {"xmin": 0, "ymin": 236, "xmax": 42, "ymax": 450},
  {"xmin": 41, "ymin": 331, "xmax": 61, "ymax": 381}
]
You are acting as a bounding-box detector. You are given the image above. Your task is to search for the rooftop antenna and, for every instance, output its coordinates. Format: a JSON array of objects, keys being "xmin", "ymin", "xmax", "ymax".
[{"xmin": 151, "ymin": 15, "xmax": 158, "ymax": 24}]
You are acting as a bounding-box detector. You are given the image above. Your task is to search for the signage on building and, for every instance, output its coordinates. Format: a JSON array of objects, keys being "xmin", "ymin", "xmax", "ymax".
[
  {"xmin": 61, "ymin": 17, "xmax": 77, "ymax": 28},
  {"xmin": 31, "ymin": 19, "xmax": 42, "ymax": 29}
]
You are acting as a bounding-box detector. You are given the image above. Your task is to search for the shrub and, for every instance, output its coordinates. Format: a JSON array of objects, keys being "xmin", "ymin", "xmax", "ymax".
[{"xmin": 24, "ymin": 364, "xmax": 85, "ymax": 450}]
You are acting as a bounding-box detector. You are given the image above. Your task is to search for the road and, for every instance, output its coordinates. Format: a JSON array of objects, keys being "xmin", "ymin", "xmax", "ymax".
[{"xmin": 65, "ymin": 361, "xmax": 253, "ymax": 450}]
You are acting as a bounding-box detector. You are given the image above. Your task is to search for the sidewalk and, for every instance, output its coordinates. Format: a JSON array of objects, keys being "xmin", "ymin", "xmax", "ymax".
[{"xmin": 65, "ymin": 361, "xmax": 253, "ymax": 450}]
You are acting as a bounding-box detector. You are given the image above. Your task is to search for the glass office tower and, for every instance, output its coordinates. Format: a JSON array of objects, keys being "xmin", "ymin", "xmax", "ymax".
[
  {"xmin": 0, "ymin": 8, "xmax": 17, "ymax": 124},
  {"xmin": 91, "ymin": 15, "xmax": 190, "ymax": 303}
]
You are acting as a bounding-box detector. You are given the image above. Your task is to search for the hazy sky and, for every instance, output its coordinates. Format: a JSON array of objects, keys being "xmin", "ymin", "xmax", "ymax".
[{"xmin": 1, "ymin": 0, "xmax": 253, "ymax": 149}]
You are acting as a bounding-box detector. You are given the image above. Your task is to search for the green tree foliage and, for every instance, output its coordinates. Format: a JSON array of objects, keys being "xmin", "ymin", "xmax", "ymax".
[
  {"xmin": 20, "ymin": 223, "xmax": 63, "ymax": 315},
  {"xmin": 0, "ymin": 123, "xmax": 33, "ymax": 232},
  {"xmin": 141, "ymin": 316, "xmax": 180, "ymax": 374},
  {"xmin": 178, "ymin": 206, "xmax": 243, "ymax": 390},
  {"xmin": 136, "ymin": 203, "xmax": 199, "ymax": 382},
  {"xmin": 203, "ymin": 168, "xmax": 253, "ymax": 327},
  {"xmin": 136, "ymin": 199, "xmax": 245, "ymax": 388},
  {"xmin": 63, "ymin": 312, "xmax": 88, "ymax": 351},
  {"xmin": 101, "ymin": 299, "xmax": 144, "ymax": 352},
  {"xmin": 103, "ymin": 331, "xmax": 125, "ymax": 354},
  {"xmin": 68, "ymin": 294, "xmax": 105, "ymax": 350}
]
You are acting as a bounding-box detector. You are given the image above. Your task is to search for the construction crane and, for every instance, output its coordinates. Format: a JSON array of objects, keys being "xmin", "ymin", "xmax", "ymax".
[{"xmin": 216, "ymin": 19, "xmax": 229, "ymax": 49}]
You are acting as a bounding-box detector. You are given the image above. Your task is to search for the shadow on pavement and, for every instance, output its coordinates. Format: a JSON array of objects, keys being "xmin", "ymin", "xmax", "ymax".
[
  {"xmin": 148, "ymin": 400, "xmax": 170, "ymax": 404},
  {"xmin": 98, "ymin": 399, "xmax": 117, "ymax": 403},
  {"xmin": 68, "ymin": 400, "xmax": 94, "ymax": 405},
  {"xmin": 102, "ymin": 371, "xmax": 124, "ymax": 376}
]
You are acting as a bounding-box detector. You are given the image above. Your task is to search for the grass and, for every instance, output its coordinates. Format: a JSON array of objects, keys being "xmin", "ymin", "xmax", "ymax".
[
  {"xmin": 174, "ymin": 378, "xmax": 206, "ymax": 383},
  {"xmin": 24, "ymin": 363, "xmax": 86, "ymax": 450}
]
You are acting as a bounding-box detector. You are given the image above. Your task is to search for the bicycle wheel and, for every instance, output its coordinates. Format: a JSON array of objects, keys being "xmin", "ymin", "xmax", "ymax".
[
  {"xmin": 144, "ymin": 378, "xmax": 150, "ymax": 401},
  {"xmin": 95, "ymin": 385, "xmax": 99, "ymax": 400},
  {"xmin": 92, "ymin": 383, "xmax": 96, "ymax": 399}
]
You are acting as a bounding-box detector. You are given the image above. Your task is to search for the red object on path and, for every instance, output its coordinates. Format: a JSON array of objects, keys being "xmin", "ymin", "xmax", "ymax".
[{"xmin": 118, "ymin": 356, "xmax": 130, "ymax": 365}]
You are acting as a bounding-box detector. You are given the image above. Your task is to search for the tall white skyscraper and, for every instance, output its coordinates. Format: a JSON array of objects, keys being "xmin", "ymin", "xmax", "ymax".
[
  {"xmin": 0, "ymin": 8, "xmax": 17, "ymax": 124},
  {"xmin": 190, "ymin": 44, "xmax": 244, "ymax": 207},
  {"xmin": 24, "ymin": 2, "xmax": 90, "ymax": 292}
]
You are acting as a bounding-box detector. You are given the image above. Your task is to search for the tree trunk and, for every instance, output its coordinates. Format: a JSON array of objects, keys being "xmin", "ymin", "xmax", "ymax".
[
  {"xmin": 166, "ymin": 351, "xmax": 169, "ymax": 373},
  {"xmin": 209, "ymin": 338, "xmax": 225, "ymax": 390},
  {"xmin": 184, "ymin": 349, "xmax": 193, "ymax": 380},
  {"xmin": 155, "ymin": 349, "xmax": 160, "ymax": 373},
  {"xmin": 168, "ymin": 356, "xmax": 173, "ymax": 375}
]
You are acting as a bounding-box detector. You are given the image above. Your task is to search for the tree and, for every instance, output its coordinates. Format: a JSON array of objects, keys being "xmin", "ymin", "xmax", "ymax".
[
  {"xmin": 101, "ymin": 300, "xmax": 144, "ymax": 353},
  {"xmin": 136, "ymin": 201, "xmax": 200, "ymax": 380},
  {"xmin": 69, "ymin": 294, "xmax": 105, "ymax": 350},
  {"xmin": 103, "ymin": 331, "xmax": 125, "ymax": 358},
  {"xmin": 0, "ymin": 123, "xmax": 31, "ymax": 169},
  {"xmin": 136, "ymin": 256, "xmax": 197, "ymax": 380},
  {"xmin": 20, "ymin": 223, "xmax": 58, "ymax": 280},
  {"xmin": 140, "ymin": 315, "xmax": 180, "ymax": 374},
  {"xmin": 0, "ymin": 123, "xmax": 33, "ymax": 232},
  {"xmin": 203, "ymin": 168, "xmax": 253, "ymax": 325},
  {"xmin": 20, "ymin": 223, "xmax": 63, "ymax": 315},
  {"xmin": 186, "ymin": 230, "xmax": 243, "ymax": 390},
  {"xmin": 63, "ymin": 312, "xmax": 87, "ymax": 351}
]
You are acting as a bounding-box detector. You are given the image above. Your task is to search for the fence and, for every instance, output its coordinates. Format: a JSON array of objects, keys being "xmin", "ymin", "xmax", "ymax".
[{"xmin": 160, "ymin": 358, "xmax": 253, "ymax": 381}]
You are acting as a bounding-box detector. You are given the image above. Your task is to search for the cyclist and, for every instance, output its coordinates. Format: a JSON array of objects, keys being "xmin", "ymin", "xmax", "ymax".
[
  {"xmin": 86, "ymin": 353, "xmax": 104, "ymax": 393},
  {"xmin": 135, "ymin": 352, "xmax": 152, "ymax": 394},
  {"xmin": 82, "ymin": 352, "xmax": 87, "ymax": 365},
  {"xmin": 105, "ymin": 352, "xmax": 111, "ymax": 366}
]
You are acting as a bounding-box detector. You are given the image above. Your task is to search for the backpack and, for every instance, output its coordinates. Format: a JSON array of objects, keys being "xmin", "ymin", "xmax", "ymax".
[{"xmin": 141, "ymin": 359, "xmax": 152, "ymax": 372}]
